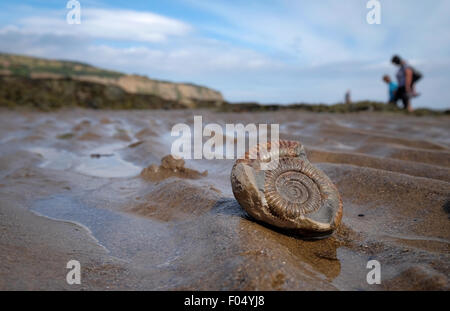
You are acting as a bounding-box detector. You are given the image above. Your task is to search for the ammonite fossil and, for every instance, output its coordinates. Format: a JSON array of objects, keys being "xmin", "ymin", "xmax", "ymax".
[{"xmin": 231, "ymin": 140, "xmax": 342, "ymax": 236}]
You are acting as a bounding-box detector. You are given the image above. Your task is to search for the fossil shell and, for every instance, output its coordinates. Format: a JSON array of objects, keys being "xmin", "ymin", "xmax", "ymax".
[{"xmin": 231, "ymin": 140, "xmax": 342, "ymax": 236}]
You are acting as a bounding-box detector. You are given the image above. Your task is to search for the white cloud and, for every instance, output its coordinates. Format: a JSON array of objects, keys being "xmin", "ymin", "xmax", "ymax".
[
  {"xmin": 185, "ymin": 0, "xmax": 450, "ymax": 64},
  {"xmin": 16, "ymin": 8, "xmax": 192, "ymax": 43},
  {"xmin": 182, "ymin": 0, "xmax": 369, "ymax": 64}
]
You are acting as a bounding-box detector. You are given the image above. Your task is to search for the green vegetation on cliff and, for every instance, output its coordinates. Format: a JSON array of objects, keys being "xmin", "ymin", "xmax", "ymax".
[
  {"xmin": 0, "ymin": 76, "xmax": 185, "ymax": 111},
  {"xmin": 0, "ymin": 53, "xmax": 123, "ymax": 78},
  {"xmin": 219, "ymin": 101, "xmax": 448, "ymax": 116}
]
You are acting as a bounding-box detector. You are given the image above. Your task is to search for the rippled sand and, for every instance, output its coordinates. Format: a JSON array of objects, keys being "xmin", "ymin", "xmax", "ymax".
[{"xmin": 0, "ymin": 108, "xmax": 448, "ymax": 290}]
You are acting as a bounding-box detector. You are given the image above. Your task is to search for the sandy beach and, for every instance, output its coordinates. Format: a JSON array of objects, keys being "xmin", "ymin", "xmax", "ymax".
[{"xmin": 0, "ymin": 108, "xmax": 449, "ymax": 290}]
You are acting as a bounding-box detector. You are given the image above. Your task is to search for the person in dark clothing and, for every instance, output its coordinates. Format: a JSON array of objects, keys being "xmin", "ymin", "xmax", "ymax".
[{"xmin": 391, "ymin": 55, "xmax": 422, "ymax": 112}]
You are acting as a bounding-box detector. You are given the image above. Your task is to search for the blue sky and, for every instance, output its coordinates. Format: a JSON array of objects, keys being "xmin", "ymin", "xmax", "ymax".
[{"xmin": 1, "ymin": 0, "xmax": 449, "ymax": 109}]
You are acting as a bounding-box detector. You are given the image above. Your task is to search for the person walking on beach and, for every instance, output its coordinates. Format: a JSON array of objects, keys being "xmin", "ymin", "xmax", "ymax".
[
  {"xmin": 391, "ymin": 55, "xmax": 422, "ymax": 112},
  {"xmin": 345, "ymin": 90, "xmax": 351, "ymax": 105},
  {"xmin": 382, "ymin": 75, "xmax": 398, "ymax": 106}
]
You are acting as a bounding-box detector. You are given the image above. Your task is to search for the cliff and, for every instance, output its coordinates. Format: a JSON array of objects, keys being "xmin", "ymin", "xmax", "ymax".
[{"xmin": 0, "ymin": 52, "xmax": 224, "ymax": 108}]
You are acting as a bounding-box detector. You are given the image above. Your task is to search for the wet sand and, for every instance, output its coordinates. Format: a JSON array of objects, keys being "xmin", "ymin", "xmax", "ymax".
[{"xmin": 0, "ymin": 108, "xmax": 449, "ymax": 290}]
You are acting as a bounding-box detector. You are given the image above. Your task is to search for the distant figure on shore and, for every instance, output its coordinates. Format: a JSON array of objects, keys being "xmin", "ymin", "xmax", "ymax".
[
  {"xmin": 345, "ymin": 90, "xmax": 351, "ymax": 105},
  {"xmin": 391, "ymin": 55, "xmax": 423, "ymax": 112},
  {"xmin": 382, "ymin": 75, "xmax": 398, "ymax": 106}
]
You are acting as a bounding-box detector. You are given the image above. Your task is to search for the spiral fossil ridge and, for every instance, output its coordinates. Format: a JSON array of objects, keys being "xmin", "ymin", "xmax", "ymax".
[{"xmin": 231, "ymin": 140, "xmax": 342, "ymax": 235}]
